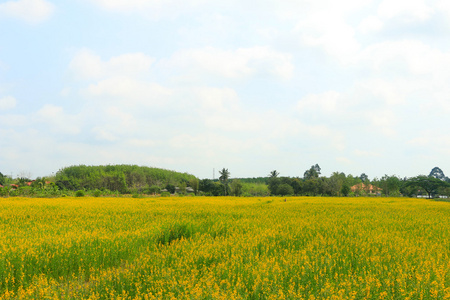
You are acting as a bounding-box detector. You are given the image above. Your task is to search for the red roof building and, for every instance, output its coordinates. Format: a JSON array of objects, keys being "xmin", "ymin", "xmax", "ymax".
[{"xmin": 350, "ymin": 183, "xmax": 381, "ymax": 194}]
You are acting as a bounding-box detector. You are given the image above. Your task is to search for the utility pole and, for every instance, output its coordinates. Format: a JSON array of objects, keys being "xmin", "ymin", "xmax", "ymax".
[{"xmin": 213, "ymin": 168, "xmax": 215, "ymax": 180}]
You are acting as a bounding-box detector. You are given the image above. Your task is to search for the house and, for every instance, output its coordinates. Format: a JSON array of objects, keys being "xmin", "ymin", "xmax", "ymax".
[{"xmin": 350, "ymin": 183, "xmax": 381, "ymax": 195}]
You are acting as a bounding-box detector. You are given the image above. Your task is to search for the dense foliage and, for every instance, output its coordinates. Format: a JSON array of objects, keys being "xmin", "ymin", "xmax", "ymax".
[
  {"xmin": 55, "ymin": 165, "xmax": 197, "ymax": 194},
  {"xmin": 2, "ymin": 165, "xmax": 450, "ymax": 198}
]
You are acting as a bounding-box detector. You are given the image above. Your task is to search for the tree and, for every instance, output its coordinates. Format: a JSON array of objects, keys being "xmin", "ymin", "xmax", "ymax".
[
  {"xmin": 377, "ymin": 175, "xmax": 401, "ymax": 196},
  {"xmin": 0, "ymin": 172, "xmax": 5, "ymax": 186},
  {"xmin": 277, "ymin": 183, "xmax": 294, "ymax": 196},
  {"xmin": 303, "ymin": 178, "xmax": 319, "ymax": 196},
  {"xmin": 219, "ymin": 168, "xmax": 230, "ymax": 196},
  {"xmin": 290, "ymin": 178, "xmax": 303, "ymax": 195},
  {"xmin": 344, "ymin": 174, "xmax": 361, "ymax": 188},
  {"xmin": 386, "ymin": 175, "xmax": 401, "ymax": 196},
  {"xmin": 178, "ymin": 182, "xmax": 187, "ymax": 194},
  {"xmin": 341, "ymin": 184, "xmax": 351, "ymax": 196},
  {"xmin": 230, "ymin": 179, "xmax": 243, "ymax": 196},
  {"xmin": 189, "ymin": 178, "xmax": 199, "ymax": 195},
  {"xmin": 359, "ymin": 173, "xmax": 369, "ymax": 182},
  {"xmin": 406, "ymin": 175, "xmax": 450, "ymax": 198},
  {"xmin": 304, "ymin": 164, "xmax": 321, "ymax": 180},
  {"xmin": 147, "ymin": 185, "xmax": 161, "ymax": 195},
  {"xmin": 199, "ymin": 179, "xmax": 215, "ymax": 195},
  {"xmin": 429, "ymin": 167, "xmax": 449, "ymax": 182},
  {"xmin": 165, "ymin": 184, "xmax": 176, "ymax": 194},
  {"xmin": 269, "ymin": 170, "xmax": 279, "ymax": 178},
  {"xmin": 329, "ymin": 172, "xmax": 346, "ymax": 196},
  {"xmin": 267, "ymin": 170, "xmax": 282, "ymax": 195},
  {"xmin": 102, "ymin": 172, "xmax": 127, "ymax": 193}
]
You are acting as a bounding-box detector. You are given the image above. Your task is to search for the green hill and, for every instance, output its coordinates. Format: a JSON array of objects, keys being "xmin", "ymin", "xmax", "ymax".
[{"xmin": 55, "ymin": 165, "xmax": 197, "ymax": 193}]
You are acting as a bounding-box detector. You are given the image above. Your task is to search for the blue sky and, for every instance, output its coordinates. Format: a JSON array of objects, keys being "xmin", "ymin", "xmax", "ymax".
[{"xmin": 1, "ymin": 0, "xmax": 450, "ymax": 180}]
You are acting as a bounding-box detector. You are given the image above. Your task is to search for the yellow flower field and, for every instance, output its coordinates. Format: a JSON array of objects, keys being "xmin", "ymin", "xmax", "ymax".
[{"xmin": 0, "ymin": 196, "xmax": 449, "ymax": 299}]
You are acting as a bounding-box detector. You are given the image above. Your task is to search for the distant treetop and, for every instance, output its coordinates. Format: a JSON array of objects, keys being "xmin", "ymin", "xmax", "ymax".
[{"xmin": 429, "ymin": 167, "xmax": 449, "ymax": 182}]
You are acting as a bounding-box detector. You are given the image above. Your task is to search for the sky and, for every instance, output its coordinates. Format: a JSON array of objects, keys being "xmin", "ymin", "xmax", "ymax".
[{"xmin": 1, "ymin": 0, "xmax": 450, "ymax": 180}]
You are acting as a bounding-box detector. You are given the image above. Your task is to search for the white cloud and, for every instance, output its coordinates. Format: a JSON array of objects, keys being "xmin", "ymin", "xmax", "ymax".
[
  {"xmin": 358, "ymin": 16, "xmax": 384, "ymax": 34},
  {"xmin": 127, "ymin": 138, "xmax": 157, "ymax": 147},
  {"xmin": 87, "ymin": 0, "xmax": 205, "ymax": 19},
  {"xmin": 297, "ymin": 91, "xmax": 341, "ymax": 114},
  {"xmin": 69, "ymin": 49, "xmax": 170, "ymax": 109},
  {"xmin": 0, "ymin": 114, "xmax": 28, "ymax": 127},
  {"xmin": 193, "ymin": 87, "xmax": 240, "ymax": 113},
  {"xmin": 407, "ymin": 131, "xmax": 450, "ymax": 156},
  {"xmin": 186, "ymin": 87, "xmax": 263, "ymax": 133},
  {"xmin": 91, "ymin": 0, "xmax": 150, "ymax": 10},
  {"xmin": 70, "ymin": 49, "xmax": 155, "ymax": 80},
  {"xmin": 0, "ymin": 96, "xmax": 16, "ymax": 110},
  {"xmin": 354, "ymin": 149, "xmax": 381, "ymax": 157},
  {"xmin": 336, "ymin": 156, "xmax": 352, "ymax": 165},
  {"xmin": 0, "ymin": 0, "xmax": 55, "ymax": 24},
  {"xmin": 165, "ymin": 46, "xmax": 293, "ymax": 80},
  {"xmin": 367, "ymin": 109, "xmax": 397, "ymax": 137},
  {"xmin": 359, "ymin": 40, "xmax": 450, "ymax": 75},
  {"xmin": 91, "ymin": 106, "xmax": 138, "ymax": 141},
  {"xmin": 35, "ymin": 105, "xmax": 81, "ymax": 135},
  {"xmin": 91, "ymin": 127, "xmax": 118, "ymax": 142},
  {"xmin": 85, "ymin": 77, "xmax": 172, "ymax": 106},
  {"xmin": 295, "ymin": 12, "xmax": 360, "ymax": 64},
  {"xmin": 437, "ymin": 0, "xmax": 450, "ymax": 18},
  {"xmin": 357, "ymin": 78, "xmax": 408, "ymax": 106},
  {"xmin": 377, "ymin": 0, "xmax": 433, "ymax": 23}
]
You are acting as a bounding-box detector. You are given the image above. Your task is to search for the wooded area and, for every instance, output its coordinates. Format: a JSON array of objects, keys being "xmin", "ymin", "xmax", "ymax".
[{"xmin": 1, "ymin": 165, "xmax": 449, "ymax": 198}]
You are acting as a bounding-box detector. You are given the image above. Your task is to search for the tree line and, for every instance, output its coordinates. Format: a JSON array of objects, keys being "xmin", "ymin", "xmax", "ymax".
[
  {"xmin": 201, "ymin": 165, "xmax": 450, "ymax": 198},
  {"xmin": 1, "ymin": 164, "xmax": 450, "ymax": 198}
]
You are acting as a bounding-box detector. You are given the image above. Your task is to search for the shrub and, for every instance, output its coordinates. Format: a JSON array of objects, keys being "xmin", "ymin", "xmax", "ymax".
[
  {"xmin": 148, "ymin": 185, "xmax": 161, "ymax": 195},
  {"xmin": 277, "ymin": 183, "xmax": 294, "ymax": 196},
  {"xmin": 93, "ymin": 189, "xmax": 102, "ymax": 197},
  {"xmin": 165, "ymin": 184, "xmax": 176, "ymax": 194},
  {"xmin": 75, "ymin": 190, "xmax": 85, "ymax": 197},
  {"xmin": 160, "ymin": 191, "xmax": 170, "ymax": 197}
]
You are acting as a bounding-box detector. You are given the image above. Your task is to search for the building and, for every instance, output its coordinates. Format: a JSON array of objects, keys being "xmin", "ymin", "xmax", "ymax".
[{"xmin": 350, "ymin": 183, "xmax": 381, "ymax": 195}]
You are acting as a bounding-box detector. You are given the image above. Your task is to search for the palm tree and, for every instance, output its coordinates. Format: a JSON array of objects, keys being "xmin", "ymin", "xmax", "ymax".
[
  {"xmin": 269, "ymin": 170, "xmax": 279, "ymax": 178},
  {"xmin": 219, "ymin": 168, "xmax": 230, "ymax": 196}
]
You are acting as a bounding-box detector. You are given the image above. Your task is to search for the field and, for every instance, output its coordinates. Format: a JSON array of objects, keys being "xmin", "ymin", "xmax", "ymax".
[{"xmin": 0, "ymin": 196, "xmax": 449, "ymax": 299}]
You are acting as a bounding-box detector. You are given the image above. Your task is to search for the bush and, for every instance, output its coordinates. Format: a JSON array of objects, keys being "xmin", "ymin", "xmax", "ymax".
[
  {"xmin": 160, "ymin": 191, "xmax": 170, "ymax": 197},
  {"xmin": 0, "ymin": 187, "xmax": 10, "ymax": 197},
  {"xmin": 147, "ymin": 185, "xmax": 161, "ymax": 195},
  {"xmin": 165, "ymin": 184, "xmax": 176, "ymax": 194},
  {"xmin": 277, "ymin": 183, "xmax": 294, "ymax": 196},
  {"xmin": 75, "ymin": 190, "xmax": 85, "ymax": 197}
]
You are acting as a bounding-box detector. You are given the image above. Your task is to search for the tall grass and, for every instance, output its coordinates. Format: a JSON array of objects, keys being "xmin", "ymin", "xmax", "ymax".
[{"xmin": 0, "ymin": 196, "xmax": 449, "ymax": 299}]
